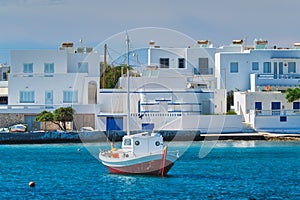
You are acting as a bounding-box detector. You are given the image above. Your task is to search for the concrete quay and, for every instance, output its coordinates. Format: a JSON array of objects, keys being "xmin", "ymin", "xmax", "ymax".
[{"xmin": 1, "ymin": 130, "xmax": 299, "ymax": 144}]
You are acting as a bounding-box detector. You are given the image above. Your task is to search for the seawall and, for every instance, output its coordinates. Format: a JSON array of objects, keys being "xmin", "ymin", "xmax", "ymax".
[
  {"xmin": 0, "ymin": 130, "xmax": 270, "ymax": 144},
  {"xmin": 0, "ymin": 131, "xmax": 108, "ymax": 144}
]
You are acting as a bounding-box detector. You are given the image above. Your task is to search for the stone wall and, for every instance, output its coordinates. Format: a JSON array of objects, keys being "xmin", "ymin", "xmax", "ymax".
[
  {"xmin": 73, "ymin": 114, "xmax": 95, "ymax": 130},
  {"xmin": 39, "ymin": 121, "xmax": 60, "ymax": 131},
  {"xmin": 0, "ymin": 113, "xmax": 25, "ymax": 127},
  {"xmin": 0, "ymin": 113, "xmax": 95, "ymax": 131}
]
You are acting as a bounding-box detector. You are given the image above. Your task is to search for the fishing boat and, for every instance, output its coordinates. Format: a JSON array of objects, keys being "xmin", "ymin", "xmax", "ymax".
[
  {"xmin": 99, "ymin": 34, "xmax": 179, "ymax": 176},
  {"xmin": 99, "ymin": 132, "xmax": 179, "ymax": 175}
]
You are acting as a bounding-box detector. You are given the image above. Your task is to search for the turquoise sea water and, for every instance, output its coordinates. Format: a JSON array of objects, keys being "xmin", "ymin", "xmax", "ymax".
[{"xmin": 0, "ymin": 141, "xmax": 299, "ymax": 199}]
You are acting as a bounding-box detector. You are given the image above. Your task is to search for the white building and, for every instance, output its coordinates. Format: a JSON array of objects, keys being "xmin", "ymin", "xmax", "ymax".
[
  {"xmin": 0, "ymin": 63, "xmax": 9, "ymax": 104},
  {"xmin": 6, "ymin": 38, "xmax": 300, "ymax": 133},
  {"xmin": 96, "ymin": 41, "xmax": 243, "ymax": 133},
  {"xmin": 230, "ymin": 41, "xmax": 300, "ymax": 131},
  {"xmin": 234, "ymin": 91, "xmax": 300, "ymax": 132},
  {"xmin": 6, "ymin": 42, "xmax": 102, "ymax": 130},
  {"xmin": 216, "ymin": 41, "xmax": 300, "ymax": 91}
]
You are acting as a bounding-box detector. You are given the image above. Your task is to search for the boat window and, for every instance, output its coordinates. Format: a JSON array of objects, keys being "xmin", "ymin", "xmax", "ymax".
[
  {"xmin": 155, "ymin": 141, "xmax": 161, "ymax": 146},
  {"xmin": 124, "ymin": 139, "xmax": 132, "ymax": 146},
  {"xmin": 135, "ymin": 141, "xmax": 140, "ymax": 146}
]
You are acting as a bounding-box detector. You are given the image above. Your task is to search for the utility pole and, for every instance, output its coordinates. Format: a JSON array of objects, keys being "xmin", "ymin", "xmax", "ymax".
[{"xmin": 102, "ymin": 44, "xmax": 107, "ymax": 88}]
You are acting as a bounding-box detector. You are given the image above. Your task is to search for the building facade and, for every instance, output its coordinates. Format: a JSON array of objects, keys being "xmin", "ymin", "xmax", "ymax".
[
  {"xmin": 5, "ymin": 43, "xmax": 102, "ymax": 130},
  {"xmin": 229, "ymin": 41, "xmax": 300, "ymax": 131},
  {"xmin": 96, "ymin": 41, "xmax": 244, "ymax": 133}
]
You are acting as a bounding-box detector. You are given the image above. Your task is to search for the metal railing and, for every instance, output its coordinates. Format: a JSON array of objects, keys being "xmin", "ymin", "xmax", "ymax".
[
  {"xmin": 257, "ymin": 73, "xmax": 300, "ymax": 80},
  {"xmin": 194, "ymin": 68, "xmax": 214, "ymax": 75},
  {"xmin": 254, "ymin": 109, "xmax": 300, "ymax": 116}
]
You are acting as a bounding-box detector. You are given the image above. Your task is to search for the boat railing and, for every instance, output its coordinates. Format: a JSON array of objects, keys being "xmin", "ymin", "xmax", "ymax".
[{"xmin": 100, "ymin": 149, "xmax": 134, "ymax": 159}]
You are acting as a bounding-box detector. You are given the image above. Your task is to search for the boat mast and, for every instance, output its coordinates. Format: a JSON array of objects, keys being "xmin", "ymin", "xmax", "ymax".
[{"xmin": 126, "ymin": 32, "xmax": 130, "ymax": 136}]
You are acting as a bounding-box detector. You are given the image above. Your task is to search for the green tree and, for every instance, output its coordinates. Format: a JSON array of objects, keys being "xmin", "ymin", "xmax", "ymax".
[
  {"xmin": 36, "ymin": 107, "xmax": 74, "ymax": 131},
  {"xmin": 36, "ymin": 110, "xmax": 54, "ymax": 131},
  {"xmin": 286, "ymin": 85, "xmax": 300, "ymax": 103},
  {"xmin": 100, "ymin": 64, "xmax": 134, "ymax": 88},
  {"xmin": 53, "ymin": 107, "xmax": 74, "ymax": 131}
]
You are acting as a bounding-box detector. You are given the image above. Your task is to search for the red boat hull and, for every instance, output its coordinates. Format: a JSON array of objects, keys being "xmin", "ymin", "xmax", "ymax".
[{"xmin": 105, "ymin": 159, "xmax": 174, "ymax": 176}]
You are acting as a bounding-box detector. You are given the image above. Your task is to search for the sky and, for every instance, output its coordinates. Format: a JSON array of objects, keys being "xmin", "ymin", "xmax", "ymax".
[{"xmin": 1, "ymin": 0, "xmax": 300, "ymax": 64}]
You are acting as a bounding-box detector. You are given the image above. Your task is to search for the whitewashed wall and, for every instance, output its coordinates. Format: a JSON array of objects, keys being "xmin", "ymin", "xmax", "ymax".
[
  {"xmin": 9, "ymin": 49, "xmax": 101, "ymax": 107},
  {"xmin": 96, "ymin": 114, "xmax": 242, "ymax": 133},
  {"xmin": 254, "ymin": 115, "xmax": 300, "ymax": 131}
]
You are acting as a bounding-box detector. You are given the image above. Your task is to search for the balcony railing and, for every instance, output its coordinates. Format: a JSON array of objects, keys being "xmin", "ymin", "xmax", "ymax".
[
  {"xmin": 257, "ymin": 73, "xmax": 300, "ymax": 80},
  {"xmin": 194, "ymin": 68, "xmax": 214, "ymax": 75},
  {"xmin": 0, "ymin": 104, "xmax": 98, "ymax": 113},
  {"xmin": 254, "ymin": 74, "xmax": 300, "ymax": 88},
  {"xmin": 254, "ymin": 109, "xmax": 300, "ymax": 116}
]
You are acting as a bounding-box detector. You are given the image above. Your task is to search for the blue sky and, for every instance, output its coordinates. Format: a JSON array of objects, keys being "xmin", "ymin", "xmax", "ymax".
[{"xmin": 1, "ymin": 0, "xmax": 300, "ymax": 64}]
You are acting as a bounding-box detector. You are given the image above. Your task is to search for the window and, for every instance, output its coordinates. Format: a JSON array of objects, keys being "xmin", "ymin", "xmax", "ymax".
[
  {"xmin": 44, "ymin": 63, "xmax": 54, "ymax": 73},
  {"xmin": 293, "ymin": 102, "xmax": 300, "ymax": 111},
  {"xmin": 280, "ymin": 116, "xmax": 287, "ymax": 122},
  {"xmin": 23, "ymin": 63, "xmax": 33, "ymax": 73},
  {"xmin": 288, "ymin": 62, "xmax": 296, "ymax": 73},
  {"xmin": 271, "ymin": 102, "xmax": 281, "ymax": 115},
  {"xmin": 255, "ymin": 102, "xmax": 262, "ymax": 114},
  {"xmin": 124, "ymin": 139, "xmax": 132, "ymax": 146},
  {"xmin": 199, "ymin": 58, "xmax": 210, "ymax": 74},
  {"xmin": 2, "ymin": 72, "xmax": 7, "ymax": 80},
  {"xmin": 230, "ymin": 62, "xmax": 238, "ymax": 73},
  {"xmin": 78, "ymin": 62, "xmax": 88, "ymax": 73},
  {"xmin": 63, "ymin": 90, "xmax": 78, "ymax": 103},
  {"xmin": 178, "ymin": 58, "xmax": 185, "ymax": 68},
  {"xmin": 199, "ymin": 58, "xmax": 208, "ymax": 68},
  {"xmin": 263, "ymin": 62, "xmax": 271, "ymax": 73},
  {"xmin": 252, "ymin": 62, "xmax": 259, "ymax": 71},
  {"xmin": 20, "ymin": 91, "xmax": 35, "ymax": 103},
  {"xmin": 160, "ymin": 58, "xmax": 169, "ymax": 68}
]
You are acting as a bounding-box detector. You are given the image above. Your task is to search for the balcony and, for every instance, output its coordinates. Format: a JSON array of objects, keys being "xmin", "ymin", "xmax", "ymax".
[
  {"xmin": 251, "ymin": 73, "xmax": 300, "ymax": 91},
  {"xmin": 194, "ymin": 68, "xmax": 214, "ymax": 75}
]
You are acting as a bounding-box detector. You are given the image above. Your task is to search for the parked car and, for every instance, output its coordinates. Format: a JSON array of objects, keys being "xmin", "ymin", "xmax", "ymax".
[
  {"xmin": 9, "ymin": 124, "xmax": 27, "ymax": 132},
  {"xmin": 0, "ymin": 128, "xmax": 9, "ymax": 133}
]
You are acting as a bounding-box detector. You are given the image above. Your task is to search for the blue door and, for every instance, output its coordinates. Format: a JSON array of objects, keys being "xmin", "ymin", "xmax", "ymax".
[
  {"xmin": 271, "ymin": 102, "xmax": 281, "ymax": 115},
  {"xmin": 45, "ymin": 90, "xmax": 53, "ymax": 108},
  {"xmin": 106, "ymin": 117, "xmax": 123, "ymax": 131},
  {"xmin": 279, "ymin": 62, "xmax": 284, "ymax": 75},
  {"xmin": 24, "ymin": 115, "xmax": 40, "ymax": 131},
  {"xmin": 273, "ymin": 62, "xmax": 278, "ymax": 79}
]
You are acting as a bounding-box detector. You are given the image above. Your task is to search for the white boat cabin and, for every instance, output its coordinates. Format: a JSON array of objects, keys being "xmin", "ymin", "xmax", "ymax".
[{"xmin": 122, "ymin": 133, "xmax": 164, "ymax": 155}]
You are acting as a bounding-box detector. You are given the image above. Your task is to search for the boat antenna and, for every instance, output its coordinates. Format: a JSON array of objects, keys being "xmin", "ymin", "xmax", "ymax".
[{"xmin": 126, "ymin": 31, "xmax": 130, "ymax": 136}]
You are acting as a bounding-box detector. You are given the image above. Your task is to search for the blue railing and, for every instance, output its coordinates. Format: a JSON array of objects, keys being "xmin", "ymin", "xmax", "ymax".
[{"xmin": 257, "ymin": 74, "xmax": 300, "ymax": 80}]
